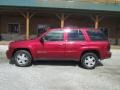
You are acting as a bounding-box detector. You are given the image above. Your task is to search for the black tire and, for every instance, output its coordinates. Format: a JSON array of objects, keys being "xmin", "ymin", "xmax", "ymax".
[
  {"xmin": 80, "ymin": 53, "xmax": 98, "ymax": 69},
  {"xmin": 13, "ymin": 50, "xmax": 32, "ymax": 67}
]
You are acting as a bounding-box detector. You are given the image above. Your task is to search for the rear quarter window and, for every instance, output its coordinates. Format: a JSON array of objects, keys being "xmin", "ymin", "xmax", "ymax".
[{"xmin": 87, "ymin": 30, "xmax": 107, "ymax": 41}]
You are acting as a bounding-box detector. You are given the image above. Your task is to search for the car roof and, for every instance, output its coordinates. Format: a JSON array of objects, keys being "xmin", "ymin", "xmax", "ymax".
[{"xmin": 49, "ymin": 28, "xmax": 98, "ymax": 31}]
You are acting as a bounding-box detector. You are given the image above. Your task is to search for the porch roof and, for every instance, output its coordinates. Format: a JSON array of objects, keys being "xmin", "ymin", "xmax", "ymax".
[{"xmin": 0, "ymin": 0, "xmax": 120, "ymax": 12}]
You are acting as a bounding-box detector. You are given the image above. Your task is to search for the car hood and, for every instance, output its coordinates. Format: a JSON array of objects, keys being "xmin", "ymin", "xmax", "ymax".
[{"xmin": 9, "ymin": 39, "xmax": 37, "ymax": 47}]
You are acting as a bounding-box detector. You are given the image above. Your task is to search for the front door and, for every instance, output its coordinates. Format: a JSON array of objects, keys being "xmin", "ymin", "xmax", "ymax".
[{"xmin": 38, "ymin": 30, "xmax": 65, "ymax": 60}]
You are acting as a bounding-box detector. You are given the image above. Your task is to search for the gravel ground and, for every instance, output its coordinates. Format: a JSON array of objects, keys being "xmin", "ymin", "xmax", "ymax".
[{"xmin": 0, "ymin": 46, "xmax": 120, "ymax": 90}]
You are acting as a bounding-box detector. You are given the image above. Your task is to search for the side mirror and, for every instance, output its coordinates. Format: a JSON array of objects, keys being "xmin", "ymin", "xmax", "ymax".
[{"xmin": 40, "ymin": 38, "xmax": 44, "ymax": 43}]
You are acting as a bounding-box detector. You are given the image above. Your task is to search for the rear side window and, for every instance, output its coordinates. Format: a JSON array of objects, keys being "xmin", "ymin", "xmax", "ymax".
[
  {"xmin": 87, "ymin": 30, "xmax": 107, "ymax": 41},
  {"xmin": 68, "ymin": 30, "xmax": 85, "ymax": 41}
]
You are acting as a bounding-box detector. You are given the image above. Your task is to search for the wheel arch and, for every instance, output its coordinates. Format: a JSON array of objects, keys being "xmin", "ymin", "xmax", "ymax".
[
  {"xmin": 80, "ymin": 50, "xmax": 100, "ymax": 60},
  {"xmin": 12, "ymin": 48, "xmax": 33, "ymax": 59}
]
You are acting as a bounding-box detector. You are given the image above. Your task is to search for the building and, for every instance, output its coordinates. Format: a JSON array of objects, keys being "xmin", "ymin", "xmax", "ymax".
[{"xmin": 0, "ymin": 0, "xmax": 120, "ymax": 45}]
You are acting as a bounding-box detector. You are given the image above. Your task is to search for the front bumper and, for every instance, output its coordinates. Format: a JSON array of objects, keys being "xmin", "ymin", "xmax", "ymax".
[{"xmin": 6, "ymin": 50, "xmax": 12, "ymax": 59}]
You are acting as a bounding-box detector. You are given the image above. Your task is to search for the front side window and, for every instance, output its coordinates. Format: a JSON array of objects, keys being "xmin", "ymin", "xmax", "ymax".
[
  {"xmin": 87, "ymin": 30, "xmax": 107, "ymax": 41},
  {"xmin": 68, "ymin": 30, "xmax": 85, "ymax": 41},
  {"xmin": 42, "ymin": 30, "xmax": 64, "ymax": 41}
]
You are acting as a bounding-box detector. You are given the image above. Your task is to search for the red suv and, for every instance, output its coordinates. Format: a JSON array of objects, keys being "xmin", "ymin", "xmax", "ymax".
[{"xmin": 6, "ymin": 28, "xmax": 111, "ymax": 69}]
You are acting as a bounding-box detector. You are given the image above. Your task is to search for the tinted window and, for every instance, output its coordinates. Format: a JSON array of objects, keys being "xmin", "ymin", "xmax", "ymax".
[
  {"xmin": 87, "ymin": 30, "xmax": 107, "ymax": 41},
  {"xmin": 43, "ymin": 30, "xmax": 64, "ymax": 41},
  {"xmin": 68, "ymin": 30, "xmax": 85, "ymax": 41}
]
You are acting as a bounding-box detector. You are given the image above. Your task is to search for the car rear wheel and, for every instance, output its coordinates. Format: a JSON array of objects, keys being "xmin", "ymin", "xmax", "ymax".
[
  {"xmin": 13, "ymin": 50, "xmax": 32, "ymax": 67},
  {"xmin": 81, "ymin": 53, "xmax": 98, "ymax": 69}
]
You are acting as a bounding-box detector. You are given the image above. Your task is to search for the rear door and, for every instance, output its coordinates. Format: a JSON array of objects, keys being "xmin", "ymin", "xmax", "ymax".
[{"xmin": 65, "ymin": 29, "xmax": 86, "ymax": 60}]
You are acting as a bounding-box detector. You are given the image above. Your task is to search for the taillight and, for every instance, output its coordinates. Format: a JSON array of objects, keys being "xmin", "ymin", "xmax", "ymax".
[{"xmin": 108, "ymin": 43, "xmax": 110, "ymax": 51}]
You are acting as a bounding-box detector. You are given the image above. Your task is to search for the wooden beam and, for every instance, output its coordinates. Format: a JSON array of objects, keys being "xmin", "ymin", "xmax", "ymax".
[
  {"xmin": 26, "ymin": 12, "xmax": 30, "ymax": 40},
  {"xmin": 20, "ymin": 12, "xmax": 35, "ymax": 39},
  {"xmin": 56, "ymin": 13, "xmax": 70, "ymax": 28},
  {"xmin": 56, "ymin": 14, "xmax": 61, "ymax": 20},
  {"xmin": 61, "ymin": 14, "xmax": 65, "ymax": 28},
  {"xmin": 30, "ymin": 12, "xmax": 36, "ymax": 19},
  {"xmin": 20, "ymin": 12, "xmax": 26, "ymax": 18},
  {"xmin": 90, "ymin": 15, "xmax": 104, "ymax": 30},
  {"xmin": 95, "ymin": 15, "xmax": 99, "ymax": 29}
]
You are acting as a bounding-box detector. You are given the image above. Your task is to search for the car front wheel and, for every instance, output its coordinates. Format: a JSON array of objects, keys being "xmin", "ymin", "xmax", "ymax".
[
  {"xmin": 81, "ymin": 53, "xmax": 98, "ymax": 69},
  {"xmin": 13, "ymin": 50, "xmax": 32, "ymax": 67}
]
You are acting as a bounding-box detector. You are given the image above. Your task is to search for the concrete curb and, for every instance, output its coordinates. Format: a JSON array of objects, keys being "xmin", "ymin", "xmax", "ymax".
[{"xmin": 111, "ymin": 46, "xmax": 120, "ymax": 49}]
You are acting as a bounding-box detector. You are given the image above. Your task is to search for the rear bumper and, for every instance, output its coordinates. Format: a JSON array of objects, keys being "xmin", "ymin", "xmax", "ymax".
[{"xmin": 101, "ymin": 51, "xmax": 111, "ymax": 60}]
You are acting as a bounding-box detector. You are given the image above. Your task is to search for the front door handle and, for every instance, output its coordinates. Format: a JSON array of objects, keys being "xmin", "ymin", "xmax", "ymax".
[
  {"xmin": 81, "ymin": 44, "xmax": 86, "ymax": 46},
  {"xmin": 58, "ymin": 44, "xmax": 64, "ymax": 46}
]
